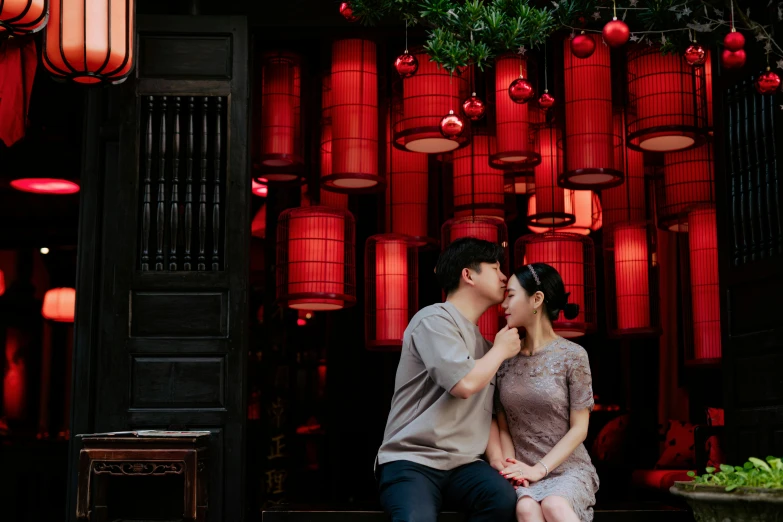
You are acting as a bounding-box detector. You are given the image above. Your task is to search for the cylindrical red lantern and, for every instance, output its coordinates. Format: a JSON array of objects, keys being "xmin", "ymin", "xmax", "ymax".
[
  {"xmin": 527, "ymin": 190, "xmax": 602, "ymax": 235},
  {"xmin": 504, "ymin": 171, "xmax": 534, "ymax": 195},
  {"xmin": 365, "ymin": 234, "xmax": 418, "ymax": 350},
  {"xmin": 42, "ymin": 287, "xmax": 75, "ymax": 322},
  {"xmin": 0, "ymin": 0, "xmax": 48, "ymax": 35},
  {"xmin": 318, "ymin": 188, "xmax": 349, "ymax": 209},
  {"xmin": 687, "ymin": 205, "xmax": 720, "ymax": 360},
  {"xmin": 0, "ymin": 269, "xmax": 5, "ymax": 296},
  {"xmin": 322, "ymin": 39, "xmax": 383, "ymax": 192},
  {"xmin": 658, "ymin": 144, "xmax": 714, "ymax": 231},
  {"xmin": 251, "ymin": 206, "xmax": 266, "ymax": 239},
  {"xmin": 626, "ymin": 45, "xmax": 709, "ymax": 152},
  {"xmin": 276, "ymin": 206, "xmax": 356, "ymax": 310},
  {"xmin": 515, "ymin": 232, "xmax": 597, "ymax": 337},
  {"xmin": 528, "ymin": 117, "xmax": 575, "ymax": 227},
  {"xmin": 603, "ymin": 110, "xmax": 647, "ymax": 228},
  {"xmin": 452, "ymin": 133, "xmax": 506, "ymax": 220},
  {"xmin": 392, "ymin": 49, "xmax": 470, "ymax": 153},
  {"xmin": 255, "ymin": 51, "xmax": 304, "ymax": 183},
  {"xmin": 561, "ymin": 34, "xmax": 623, "ymax": 189},
  {"xmin": 442, "ymin": 216, "xmax": 508, "ymax": 341},
  {"xmin": 43, "ymin": 0, "xmax": 135, "ymax": 84},
  {"xmin": 490, "ymin": 54, "xmax": 540, "ymax": 168}
]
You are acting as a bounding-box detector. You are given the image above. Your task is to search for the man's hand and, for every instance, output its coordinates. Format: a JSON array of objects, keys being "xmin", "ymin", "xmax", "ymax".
[
  {"xmin": 500, "ymin": 457, "xmax": 546, "ymax": 485},
  {"xmin": 489, "ymin": 460, "xmax": 507, "ymax": 472},
  {"xmin": 492, "ymin": 325, "xmax": 522, "ymax": 360}
]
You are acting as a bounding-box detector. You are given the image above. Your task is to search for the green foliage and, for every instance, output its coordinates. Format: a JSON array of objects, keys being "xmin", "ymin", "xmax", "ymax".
[{"xmin": 685, "ymin": 456, "xmax": 783, "ymax": 492}]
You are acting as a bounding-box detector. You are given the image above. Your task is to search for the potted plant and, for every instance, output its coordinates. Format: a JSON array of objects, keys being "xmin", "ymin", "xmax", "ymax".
[{"xmin": 670, "ymin": 456, "xmax": 783, "ymax": 521}]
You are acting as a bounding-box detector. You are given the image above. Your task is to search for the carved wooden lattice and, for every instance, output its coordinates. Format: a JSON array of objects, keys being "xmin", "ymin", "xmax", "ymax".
[{"xmin": 139, "ymin": 95, "xmax": 227, "ymax": 271}]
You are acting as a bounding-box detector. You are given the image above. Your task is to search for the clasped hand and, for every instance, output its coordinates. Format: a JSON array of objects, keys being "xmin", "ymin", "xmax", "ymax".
[{"xmin": 498, "ymin": 457, "xmax": 545, "ymax": 487}]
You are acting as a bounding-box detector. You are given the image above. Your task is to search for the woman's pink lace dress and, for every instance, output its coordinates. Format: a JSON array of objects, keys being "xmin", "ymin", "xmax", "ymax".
[{"xmin": 495, "ymin": 337, "xmax": 599, "ymax": 521}]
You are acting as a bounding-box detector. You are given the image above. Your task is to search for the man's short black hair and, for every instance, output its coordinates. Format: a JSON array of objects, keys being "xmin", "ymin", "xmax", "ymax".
[{"xmin": 436, "ymin": 237, "xmax": 505, "ymax": 295}]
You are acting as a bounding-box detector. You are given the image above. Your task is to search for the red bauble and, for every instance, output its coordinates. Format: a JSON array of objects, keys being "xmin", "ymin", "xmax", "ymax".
[
  {"xmin": 440, "ymin": 110, "xmax": 465, "ymax": 139},
  {"xmin": 723, "ymin": 30, "xmax": 745, "ymax": 52},
  {"xmin": 570, "ymin": 32, "xmax": 596, "ymax": 59},
  {"xmin": 721, "ymin": 49, "xmax": 746, "ymax": 70},
  {"xmin": 394, "ymin": 50, "xmax": 418, "ymax": 78},
  {"xmin": 339, "ymin": 2, "xmax": 359, "ymax": 22},
  {"xmin": 538, "ymin": 90, "xmax": 555, "ymax": 110},
  {"xmin": 684, "ymin": 44, "xmax": 707, "ymax": 66},
  {"xmin": 755, "ymin": 68, "xmax": 781, "ymax": 95},
  {"xmin": 602, "ymin": 18, "xmax": 630, "ymax": 48},
  {"xmin": 462, "ymin": 93, "xmax": 486, "ymax": 121},
  {"xmin": 509, "ymin": 76, "xmax": 535, "ymax": 104}
]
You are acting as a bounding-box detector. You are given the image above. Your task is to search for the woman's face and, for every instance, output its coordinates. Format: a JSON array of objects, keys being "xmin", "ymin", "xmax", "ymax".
[{"xmin": 501, "ymin": 274, "xmax": 537, "ymax": 328}]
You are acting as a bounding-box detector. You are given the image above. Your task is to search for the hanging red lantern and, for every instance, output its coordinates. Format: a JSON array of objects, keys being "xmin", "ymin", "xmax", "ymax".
[
  {"xmin": 626, "ymin": 45, "xmax": 709, "ymax": 152},
  {"xmin": 508, "ymin": 75, "xmax": 535, "ymax": 104},
  {"xmin": 721, "ymin": 49, "xmax": 746, "ymax": 70},
  {"xmin": 723, "ymin": 30, "xmax": 745, "ymax": 52},
  {"xmin": 684, "ymin": 44, "xmax": 707, "ymax": 66},
  {"xmin": 490, "ymin": 54, "xmax": 540, "ymax": 168},
  {"xmin": 687, "ymin": 205, "xmax": 720, "ymax": 360},
  {"xmin": 462, "ymin": 93, "xmax": 486, "ymax": 121},
  {"xmin": 10, "ymin": 178, "xmax": 80, "ymax": 194},
  {"xmin": 570, "ymin": 31, "xmax": 596, "ymax": 59},
  {"xmin": 603, "ymin": 110, "xmax": 647, "ymax": 228},
  {"xmin": 755, "ymin": 67, "xmax": 781, "ymax": 95},
  {"xmin": 538, "ymin": 90, "xmax": 555, "ymax": 110},
  {"xmin": 528, "ymin": 117, "xmax": 574, "ymax": 228},
  {"xmin": 251, "ymin": 206, "xmax": 267, "ymax": 239},
  {"xmin": 527, "ymin": 190, "xmax": 602, "ymax": 235},
  {"xmin": 276, "ymin": 206, "xmax": 356, "ymax": 310},
  {"xmin": 562, "ymin": 34, "xmax": 623, "ymax": 189},
  {"xmin": 439, "ymin": 110, "xmax": 465, "ymax": 139},
  {"xmin": 504, "ymin": 171, "xmax": 534, "ymax": 195},
  {"xmin": 42, "ymin": 0, "xmax": 135, "ymax": 84},
  {"xmin": 42, "ymin": 287, "xmax": 76, "ymax": 322},
  {"xmin": 0, "ymin": 0, "xmax": 48, "ymax": 35},
  {"xmin": 394, "ymin": 50, "xmax": 418, "ymax": 78},
  {"xmin": 252, "ymin": 179, "xmax": 268, "ymax": 197},
  {"xmin": 602, "ymin": 18, "xmax": 630, "ymax": 48},
  {"xmin": 0, "ymin": 269, "xmax": 5, "ymax": 296},
  {"xmin": 452, "ymin": 133, "xmax": 506, "ymax": 220},
  {"xmin": 323, "ymin": 39, "xmax": 383, "ymax": 193},
  {"xmin": 339, "ymin": 2, "xmax": 358, "ymax": 22},
  {"xmin": 515, "ymin": 232, "xmax": 597, "ymax": 338},
  {"xmin": 658, "ymin": 144, "xmax": 714, "ymax": 231},
  {"xmin": 365, "ymin": 234, "xmax": 418, "ymax": 350}
]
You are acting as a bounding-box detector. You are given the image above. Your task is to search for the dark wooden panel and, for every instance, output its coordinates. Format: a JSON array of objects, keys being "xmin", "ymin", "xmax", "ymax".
[
  {"xmin": 139, "ymin": 35, "xmax": 232, "ymax": 79},
  {"xmin": 130, "ymin": 356, "xmax": 225, "ymax": 409},
  {"xmin": 733, "ymin": 353, "xmax": 783, "ymax": 406},
  {"xmin": 727, "ymin": 278, "xmax": 783, "ymax": 337},
  {"xmin": 128, "ymin": 337, "xmax": 229, "ymax": 354},
  {"xmin": 130, "ymin": 291, "xmax": 227, "ymax": 337}
]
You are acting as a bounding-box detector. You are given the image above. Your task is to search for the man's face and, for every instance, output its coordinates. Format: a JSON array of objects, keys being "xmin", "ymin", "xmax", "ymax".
[{"xmin": 469, "ymin": 262, "xmax": 508, "ymax": 304}]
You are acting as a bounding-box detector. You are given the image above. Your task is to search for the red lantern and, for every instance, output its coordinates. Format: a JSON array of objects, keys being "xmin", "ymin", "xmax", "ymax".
[
  {"xmin": 0, "ymin": 269, "xmax": 5, "ymax": 296},
  {"xmin": 562, "ymin": 34, "xmax": 623, "ymax": 189},
  {"xmin": 392, "ymin": 50, "xmax": 470, "ymax": 153},
  {"xmin": 515, "ymin": 232, "xmax": 597, "ymax": 338},
  {"xmin": 323, "ymin": 39, "xmax": 382, "ymax": 192},
  {"xmin": 252, "ymin": 179, "xmax": 268, "ymax": 197},
  {"xmin": 504, "ymin": 171, "xmax": 534, "ymax": 195},
  {"xmin": 43, "ymin": 0, "xmax": 135, "ymax": 84},
  {"xmin": 452, "ymin": 133, "xmax": 506, "ymax": 220},
  {"xmin": 659, "ymin": 144, "xmax": 714, "ymax": 231},
  {"xmin": 42, "ymin": 287, "xmax": 76, "ymax": 322},
  {"xmin": 687, "ymin": 205, "xmax": 720, "ymax": 360},
  {"xmin": 528, "ymin": 117, "xmax": 574, "ymax": 228},
  {"xmin": 251, "ymin": 206, "xmax": 266, "ymax": 239},
  {"xmin": 0, "ymin": 0, "xmax": 48, "ymax": 35},
  {"xmin": 755, "ymin": 68, "xmax": 781, "ymax": 95},
  {"xmin": 276, "ymin": 206, "xmax": 356, "ymax": 310},
  {"xmin": 318, "ymin": 189, "xmax": 349, "ymax": 209},
  {"xmin": 527, "ymin": 190, "xmax": 602, "ymax": 235},
  {"xmin": 443, "ymin": 216, "xmax": 508, "ymax": 341},
  {"xmin": 365, "ymin": 234, "xmax": 418, "ymax": 350},
  {"xmin": 491, "ymin": 54, "xmax": 540, "ymax": 168},
  {"xmin": 626, "ymin": 45, "xmax": 709, "ymax": 152},
  {"xmin": 603, "ymin": 111, "xmax": 647, "ymax": 228},
  {"xmin": 10, "ymin": 178, "xmax": 80, "ymax": 194}
]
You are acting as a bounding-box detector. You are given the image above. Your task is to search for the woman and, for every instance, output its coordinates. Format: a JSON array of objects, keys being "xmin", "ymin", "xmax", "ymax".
[{"xmin": 486, "ymin": 263, "xmax": 599, "ymax": 522}]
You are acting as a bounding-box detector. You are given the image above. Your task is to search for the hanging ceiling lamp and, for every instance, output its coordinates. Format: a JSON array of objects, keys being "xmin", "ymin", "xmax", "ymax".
[
  {"xmin": 527, "ymin": 190, "xmax": 601, "ymax": 235},
  {"xmin": 560, "ymin": 34, "xmax": 623, "ymax": 189},
  {"xmin": 42, "ymin": 287, "xmax": 75, "ymax": 322},
  {"xmin": 365, "ymin": 234, "xmax": 418, "ymax": 350},
  {"xmin": 442, "ymin": 216, "xmax": 508, "ymax": 342},
  {"xmin": 658, "ymin": 143, "xmax": 714, "ymax": 231},
  {"xmin": 254, "ymin": 51, "xmax": 305, "ymax": 183},
  {"xmin": 42, "ymin": 0, "xmax": 134, "ymax": 84},
  {"xmin": 489, "ymin": 54, "xmax": 540, "ymax": 168},
  {"xmin": 528, "ymin": 115, "xmax": 575, "ymax": 228},
  {"xmin": 626, "ymin": 45, "xmax": 709, "ymax": 152},
  {"xmin": 0, "ymin": 0, "xmax": 48, "ymax": 35},
  {"xmin": 686, "ymin": 204, "xmax": 720, "ymax": 361},
  {"xmin": 392, "ymin": 49, "xmax": 470, "ymax": 153},
  {"xmin": 276, "ymin": 206, "xmax": 356, "ymax": 310},
  {"xmin": 322, "ymin": 39, "xmax": 383, "ymax": 192},
  {"xmin": 515, "ymin": 232, "xmax": 597, "ymax": 338},
  {"xmin": 452, "ymin": 132, "xmax": 506, "ymax": 220},
  {"xmin": 603, "ymin": 111, "xmax": 647, "ymax": 229}
]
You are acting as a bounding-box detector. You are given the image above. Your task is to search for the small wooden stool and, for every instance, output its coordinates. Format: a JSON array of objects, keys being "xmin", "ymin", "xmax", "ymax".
[{"xmin": 76, "ymin": 431, "xmax": 210, "ymax": 521}]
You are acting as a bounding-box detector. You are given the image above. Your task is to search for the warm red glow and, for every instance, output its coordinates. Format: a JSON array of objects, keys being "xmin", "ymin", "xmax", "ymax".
[
  {"xmin": 504, "ymin": 172, "xmax": 534, "ymax": 195},
  {"xmin": 386, "ymin": 112, "xmax": 429, "ymax": 240},
  {"xmin": 614, "ymin": 224, "xmax": 651, "ymax": 330},
  {"xmin": 11, "ymin": 178, "xmax": 80, "ymax": 194},
  {"xmin": 319, "ymin": 189, "xmax": 349, "ymax": 209},
  {"xmin": 688, "ymin": 206, "xmax": 720, "ymax": 359},
  {"xmin": 453, "ymin": 134, "xmax": 505, "ymax": 219},
  {"xmin": 296, "ymin": 318, "xmax": 307, "ymax": 326},
  {"xmin": 0, "ymin": 270, "xmax": 5, "ymax": 296},
  {"xmin": 42, "ymin": 287, "xmax": 76, "ymax": 322},
  {"xmin": 251, "ymin": 206, "xmax": 266, "ymax": 239},
  {"xmin": 527, "ymin": 191, "xmax": 602, "ymax": 235},
  {"xmin": 661, "ymin": 145, "xmax": 714, "ymax": 231},
  {"xmin": 259, "ymin": 52, "xmax": 302, "ymax": 173},
  {"xmin": 492, "ymin": 54, "xmax": 539, "ymax": 167},
  {"xmin": 252, "ymin": 180, "xmax": 268, "ymax": 197},
  {"xmin": 603, "ymin": 113, "xmax": 646, "ymax": 228},
  {"xmin": 0, "ymin": 0, "xmax": 47, "ymax": 34},
  {"xmin": 3, "ymin": 328, "xmax": 25, "ymax": 420},
  {"xmin": 43, "ymin": 0, "xmax": 135, "ymax": 84},
  {"xmin": 529, "ymin": 120, "xmax": 572, "ymax": 226},
  {"xmin": 373, "ymin": 238, "xmax": 410, "ymax": 346}
]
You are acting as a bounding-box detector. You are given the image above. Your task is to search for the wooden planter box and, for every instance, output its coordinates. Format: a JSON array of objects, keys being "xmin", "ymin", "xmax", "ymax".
[{"xmin": 670, "ymin": 481, "xmax": 783, "ymax": 521}]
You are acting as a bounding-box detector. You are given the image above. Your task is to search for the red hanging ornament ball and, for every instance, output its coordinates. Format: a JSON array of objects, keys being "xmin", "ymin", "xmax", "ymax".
[
  {"xmin": 538, "ymin": 90, "xmax": 555, "ymax": 110},
  {"xmin": 462, "ymin": 93, "xmax": 486, "ymax": 121},
  {"xmin": 570, "ymin": 32, "xmax": 596, "ymax": 59},
  {"xmin": 684, "ymin": 44, "xmax": 707, "ymax": 66},
  {"xmin": 339, "ymin": 2, "xmax": 359, "ymax": 22},
  {"xmin": 721, "ymin": 49, "xmax": 746, "ymax": 70},
  {"xmin": 509, "ymin": 75, "xmax": 535, "ymax": 104},
  {"xmin": 394, "ymin": 50, "xmax": 418, "ymax": 78},
  {"xmin": 440, "ymin": 110, "xmax": 465, "ymax": 139},
  {"xmin": 723, "ymin": 30, "xmax": 745, "ymax": 52},
  {"xmin": 755, "ymin": 68, "xmax": 781, "ymax": 95},
  {"xmin": 602, "ymin": 18, "xmax": 630, "ymax": 48}
]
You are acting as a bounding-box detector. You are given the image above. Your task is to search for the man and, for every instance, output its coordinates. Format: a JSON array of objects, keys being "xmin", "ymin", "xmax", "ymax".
[{"xmin": 376, "ymin": 237, "xmax": 522, "ymax": 522}]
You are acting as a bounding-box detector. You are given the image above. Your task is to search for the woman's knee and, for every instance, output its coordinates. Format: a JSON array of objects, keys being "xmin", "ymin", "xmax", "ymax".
[
  {"xmin": 515, "ymin": 497, "xmax": 542, "ymax": 521},
  {"xmin": 540, "ymin": 496, "xmax": 574, "ymax": 521}
]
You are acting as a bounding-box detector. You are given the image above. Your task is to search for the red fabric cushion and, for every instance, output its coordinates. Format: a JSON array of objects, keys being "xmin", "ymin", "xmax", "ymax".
[
  {"xmin": 706, "ymin": 407, "xmax": 725, "ymax": 426},
  {"xmin": 631, "ymin": 469, "xmax": 693, "ymax": 490},
  {"xmin": 706, "ymin": 434, "xmax": 726, "ymax": 469},
  {"xmin": 655, "ymin": 420, "xmax": 695, "ymax": 469},
  {"xmin": 591, "ymin": 414, "xmax": 630, "ymax": 463}
]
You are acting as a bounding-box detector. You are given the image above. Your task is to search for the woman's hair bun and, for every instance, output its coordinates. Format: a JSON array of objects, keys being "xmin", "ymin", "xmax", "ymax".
[{"xmin": 563, "ymin": 303, "xmax": 580, "ymax": 320}]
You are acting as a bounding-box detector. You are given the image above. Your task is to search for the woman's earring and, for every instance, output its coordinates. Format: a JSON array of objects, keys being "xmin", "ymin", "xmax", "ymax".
[{"xmin": 533, "ymin": 310, "xmax": 537, "ymax": 315}]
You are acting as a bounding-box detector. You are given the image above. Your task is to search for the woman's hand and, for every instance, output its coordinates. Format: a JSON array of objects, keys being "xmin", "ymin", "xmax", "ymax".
[{"xmin": 499, "ymin": 458, "xmax": 546, "ymax": 485}]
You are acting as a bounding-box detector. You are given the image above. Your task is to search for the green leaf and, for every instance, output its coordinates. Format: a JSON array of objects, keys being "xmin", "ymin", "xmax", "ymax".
[
  {"xmin": 720, "ymin": 464, "xmax": 735, "ymax": 473},
  {"xmin": 749, "ymin": 457, "xmax": 772, "ymax": 471},
  {"xmin": 687, "ymin": 471, "xmax": 696, "ymax": 477},
  {"xmin": 725, "ymin": 484, "xmax": 739, "ymax": 492},
  {"xmin": 705, "ymin": 467, "xmax": 715, "ymax": 474}
]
